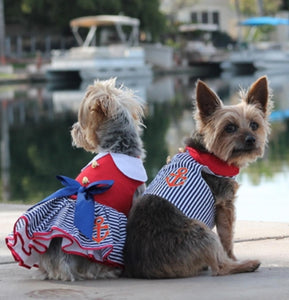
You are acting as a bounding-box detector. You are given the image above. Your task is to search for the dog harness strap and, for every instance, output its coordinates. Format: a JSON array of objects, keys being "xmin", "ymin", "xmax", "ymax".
[{"xmin": 37, "ymin": 175, "xmax": 114, "ymax": 239}]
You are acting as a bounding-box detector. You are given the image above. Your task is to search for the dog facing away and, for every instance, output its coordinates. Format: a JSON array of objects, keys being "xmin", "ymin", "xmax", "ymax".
[
  {"xmin": 124, "ymin": 76, "xmax": 271, "ymax": 278},
  {"xmin": 6, "ymin": 78, "xmax": 147, "ymax": 281}
]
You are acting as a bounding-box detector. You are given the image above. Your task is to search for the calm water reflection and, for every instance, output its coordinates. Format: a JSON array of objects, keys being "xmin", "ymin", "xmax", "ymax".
[{"xmin": 1, "ymin": 72, "xmax": 289, "ymax": 222}]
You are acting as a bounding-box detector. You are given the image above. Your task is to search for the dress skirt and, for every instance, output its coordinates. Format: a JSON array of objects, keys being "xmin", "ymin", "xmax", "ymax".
[{"xmin": 6, "ymin": 196, "xmax": 127, "ymax": 269}]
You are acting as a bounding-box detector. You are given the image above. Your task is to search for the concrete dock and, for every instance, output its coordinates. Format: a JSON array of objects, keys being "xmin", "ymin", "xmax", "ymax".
[{"xmin": 1, "ymin": 203, "xmax": 288, "ymax": 300}]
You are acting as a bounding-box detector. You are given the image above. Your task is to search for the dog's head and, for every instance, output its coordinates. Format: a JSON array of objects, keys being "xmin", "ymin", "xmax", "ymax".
[
  {"xmin": 71, "ymin": 78, "xmax": 144, "ymax": 153},
  {"xmin": 194, "ymin": 76, "xmax": 272, "ymax": 168}
]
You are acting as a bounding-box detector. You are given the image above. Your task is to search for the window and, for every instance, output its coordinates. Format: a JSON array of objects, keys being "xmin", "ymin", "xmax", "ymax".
[
  {"xmin": 190, "ymin": 10, "xmax": 220, "ymax": 26},
  {"xmin": 191, "ymin": 12, "xmax": 198, "ymax": 23},
  {"xmin": 212, "ymin": 11, "xmax": 219, "ymax": 25},
  {"xmin": 201, "ymin": 11, "xmax": 208, "ymax": 23}
]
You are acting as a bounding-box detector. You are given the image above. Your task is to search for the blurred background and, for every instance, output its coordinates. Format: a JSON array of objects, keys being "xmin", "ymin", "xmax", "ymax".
[{"xmin": 0, "ymin": 0, "xmax": 289, "ymax": 222}]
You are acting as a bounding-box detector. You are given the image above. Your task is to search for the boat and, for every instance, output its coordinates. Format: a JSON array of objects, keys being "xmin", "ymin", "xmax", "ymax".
[
  {"xmin": 46, "ymin": 15, "xmax": 152, "ymax": 82},
  {"xmin": 178, "ymin": 23, "xmax": 227, "ymax": 76},
  {"xmin": 222, "ymin": 16, "xmax": 289, "ymax": 74}
]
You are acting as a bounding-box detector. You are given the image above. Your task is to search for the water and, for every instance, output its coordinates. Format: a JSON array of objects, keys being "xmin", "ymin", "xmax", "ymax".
[{"xmin": 1, "ymin": 72, "xmax": 289, "ymax": 222}]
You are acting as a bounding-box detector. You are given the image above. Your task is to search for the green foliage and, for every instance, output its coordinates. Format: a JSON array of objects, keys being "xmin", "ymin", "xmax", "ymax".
[
  {"xmin": 280, "ymin": 0, "xmax": 289, "ymax": 10},
  {"xmin": 142, "ymin": 88, "xmax": 191, "ymax": 183},
  {"xmin": 9, "ymin": 113, "xmax": 92, "ymax": 203},
  {"xmin": 4, "ymin": 0, "xmax": 166, "ymax": 41},
  {"xmin": 3, "ymin": 84, "xmax": 289, "ymax": 202},
  {"xmin": 143, "ymin": 102, "xmax": 170, "ymax": 182},
  {"xmin": 236, "ymin": 0, "xmax": 282, "ymax": 16}
]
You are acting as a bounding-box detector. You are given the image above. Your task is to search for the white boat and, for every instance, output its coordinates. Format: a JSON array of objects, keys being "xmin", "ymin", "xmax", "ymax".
[
  {"xmin": 179, "ymin": 24, "xmax": 221, "ymax": 62},
  {"xmin": 46, "ymin": 15, "xmax": 152, "ymax": 82},
  {"xmin": 222, "ymin": 16, "xmax": 289, "ymax": 74},
  {"xmin": 177, "ymin": 23, "xmax": 228, "ymax": 76}
]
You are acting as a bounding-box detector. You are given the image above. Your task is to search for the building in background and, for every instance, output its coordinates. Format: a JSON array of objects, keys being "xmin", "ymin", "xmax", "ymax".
[
  {"xmin": 160, "ymin": 0, "xmax": 240, "ymax": 39},
  {"xmin": 160, "ymin": 0, "xmax": 289, "ymax": 44}
]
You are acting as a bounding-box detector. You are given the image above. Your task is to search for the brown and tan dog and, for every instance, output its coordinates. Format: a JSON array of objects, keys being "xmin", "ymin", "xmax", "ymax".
[
  {"xmin": 124, "ymin": 76, "xmax": 272, "ymax": 278},
  {"xmin": 6, "ymin": 79, "xmax": 147, "ymax": 281}
]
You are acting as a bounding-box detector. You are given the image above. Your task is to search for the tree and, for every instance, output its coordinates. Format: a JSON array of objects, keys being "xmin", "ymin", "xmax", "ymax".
[
  {"xmin": 280, "ymin": 0, "xmax": 289, "ymax": 10},
  {"xmin": 4, "ymin": 0, "xmax": 166, "ymax": 42},
  {"xmin": 0, "ymin": 0, "xmax": 5, "ymax": 64},
  {"xmin": 234, "ymin": 0, "xmax": 282, "ymax": 16},
  {"xmin": 232, "ymin": 0, "xmax": 285, "ymax": 43},
  {"xmin": 160, "ymin": 0, "xmax": 199, "ymax": 23}
]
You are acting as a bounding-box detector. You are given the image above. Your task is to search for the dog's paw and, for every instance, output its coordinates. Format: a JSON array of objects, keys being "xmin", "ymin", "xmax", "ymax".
[
  {"xmin": 33, "ymin": 270, "xmax": 48, "ymax": 280},
  {"xmin": 246, "ymin": 259, "xmax": 261, "ymax": 272}
]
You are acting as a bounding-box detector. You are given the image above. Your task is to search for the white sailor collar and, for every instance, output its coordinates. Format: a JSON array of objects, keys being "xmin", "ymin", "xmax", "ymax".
[{"xmin": 83, "ymin": 152, "xmax": 148, "ymax": 182}]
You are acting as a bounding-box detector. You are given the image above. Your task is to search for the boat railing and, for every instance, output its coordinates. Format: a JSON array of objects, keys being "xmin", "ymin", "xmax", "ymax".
[
  {"xmin": 247, "ymin": 41, "xmax": 289, "ymax": 52},
  {"xmin": 51, "ymin": 44, "xmax": 143, "ymax": 60}
]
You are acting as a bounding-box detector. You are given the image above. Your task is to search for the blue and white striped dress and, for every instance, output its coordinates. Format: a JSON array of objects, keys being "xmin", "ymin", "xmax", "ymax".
[
  {"xmin": 6, "ymin": 197, "xmax": 127, "ymax": 268},
  {"xmin": 6, "ymin": 153, "xmax": 147, "ymax": 269},
  {"xmin": 144, "ymin": 151, "xmax": 216, "ymax": 229}
]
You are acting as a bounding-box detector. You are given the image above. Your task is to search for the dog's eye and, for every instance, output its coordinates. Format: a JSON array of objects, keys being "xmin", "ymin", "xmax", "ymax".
[
  {"xmin": 225, "ymin": 123, "xmax": 238, "ymax": 133},
  {"xmin": 250, "ymin": 121, "xmax": 259, "ymax": 131}
]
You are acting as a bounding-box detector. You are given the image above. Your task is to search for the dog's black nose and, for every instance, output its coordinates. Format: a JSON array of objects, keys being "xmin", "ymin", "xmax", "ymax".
[{"xmin": 245, "ymin": 135, "xmax": 256, "ymax": 146}]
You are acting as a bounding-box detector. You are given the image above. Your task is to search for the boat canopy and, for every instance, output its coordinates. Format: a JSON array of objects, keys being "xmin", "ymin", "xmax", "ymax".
[
  {"xmin": 70, "ymin": 15, "xmax": 140, "ymax": 28},
  {"xmin": 239, "ymin": 16, "xmax": 289, "ymax": 26},
  {"xmin": 69, "ymin": 15, "xmax": 140, "ymax": 47}
]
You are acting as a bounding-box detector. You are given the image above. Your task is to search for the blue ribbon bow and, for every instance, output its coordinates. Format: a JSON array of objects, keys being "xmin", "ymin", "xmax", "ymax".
[{"xmin": 38, "ymin": 175, "xmax": 114, "ymax": 240}]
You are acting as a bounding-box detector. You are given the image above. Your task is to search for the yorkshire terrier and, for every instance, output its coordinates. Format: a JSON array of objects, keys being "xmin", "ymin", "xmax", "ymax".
[
  {"xmin": 124, "ymin": 76, "xmax": 272, "ymax": 278},
  {"xmin": 6, "ymin": 78, "xmax": 147, "ymax": 281}
]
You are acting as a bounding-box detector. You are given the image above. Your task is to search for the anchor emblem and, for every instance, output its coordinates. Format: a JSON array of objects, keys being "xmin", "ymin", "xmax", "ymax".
[
  {"xmin": 166, "ymin": 167, "xmax": 188, "ymax": 187},
  {"xmin": 93, "ymin": 216, "xmax": 110, "ymax": 243}
]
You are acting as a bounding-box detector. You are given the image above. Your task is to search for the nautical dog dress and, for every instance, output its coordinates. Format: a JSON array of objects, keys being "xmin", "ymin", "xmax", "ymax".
[
  {"xmin": 144, "ymin": 147, "xmax": 239, "ymax": 229},
  {"xmin": 6, "ymin": 152, "xmax": 147, "ymax": 269}
]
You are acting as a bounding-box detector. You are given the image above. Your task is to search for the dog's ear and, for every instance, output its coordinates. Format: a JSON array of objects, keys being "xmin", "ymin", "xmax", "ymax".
[
  {"xmin": 196, "ymin": 80, "xmax": 222, "ymax": 119},
  {"xmin": 70, "ymin": 122, "xmax": 95, "ymax": 151},
  {"xmin": 245, "ymin": 76, "xmax": 268, "ymax": 113},
  {"xmin": 71, "ymin": 121, "xmax": 98, "ymax": 152},
  {"xmin": 71, "ymin": 122, "xmax": 84, "ymax": 147},
  {"xmin": 85, "ymin": 87, "xmax": 111, "ymax": 117}
]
